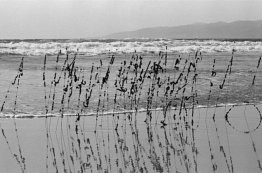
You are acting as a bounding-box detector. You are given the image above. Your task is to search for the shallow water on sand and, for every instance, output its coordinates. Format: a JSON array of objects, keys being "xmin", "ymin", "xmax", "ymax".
[{"xmin": 0, "ymin": 52, "xmax": 262, "ymax": 116}]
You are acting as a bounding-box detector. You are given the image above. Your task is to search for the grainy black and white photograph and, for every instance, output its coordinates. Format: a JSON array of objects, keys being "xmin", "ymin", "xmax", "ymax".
[{"xmin": 1, "ymin": 0, "xmax": 262, "ymax": 172}]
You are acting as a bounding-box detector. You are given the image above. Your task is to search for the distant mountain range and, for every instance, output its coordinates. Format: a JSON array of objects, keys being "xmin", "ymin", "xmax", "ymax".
[{"xmin": 104, "ymin": 20, "xmax": 262, "ymax": 39}]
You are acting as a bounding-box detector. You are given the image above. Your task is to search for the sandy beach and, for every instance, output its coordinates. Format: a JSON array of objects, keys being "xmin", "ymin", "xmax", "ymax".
[{"xmin": 1, "ymin": 104, "xmax": 262, "ymax": 172}]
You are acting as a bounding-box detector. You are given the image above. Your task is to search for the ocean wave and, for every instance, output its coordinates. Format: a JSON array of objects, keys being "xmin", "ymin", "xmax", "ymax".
[{"xmin": 0, "ymin": 39, "xmax": 262, "ymax": 56}]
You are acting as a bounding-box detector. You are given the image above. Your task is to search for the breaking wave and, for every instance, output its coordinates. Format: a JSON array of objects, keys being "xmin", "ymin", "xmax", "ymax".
[{"xmin": 1, "ymin": 39, "xmax": 262, "ymax": 56}]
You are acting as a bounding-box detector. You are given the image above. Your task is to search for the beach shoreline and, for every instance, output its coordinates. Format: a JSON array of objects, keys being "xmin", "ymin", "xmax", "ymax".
[{"xmin": 0, "ymin": 48, "xmax": 262, "ymax": 172}]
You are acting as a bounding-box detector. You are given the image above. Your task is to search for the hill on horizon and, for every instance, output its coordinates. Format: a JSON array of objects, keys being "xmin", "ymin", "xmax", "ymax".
[{"xmin": 104, "ymin": 20, "xmax": 262, "ymax": 39}]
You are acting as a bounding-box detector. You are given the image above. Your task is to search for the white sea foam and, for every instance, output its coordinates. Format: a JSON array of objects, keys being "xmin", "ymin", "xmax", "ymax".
[
  {"xmin": 1, "ymin": 102, "xmax": 259, "ymax": 119},
  {"xmin": 0, "ymin": 39, "xmax": 262, "ymax": 56}
]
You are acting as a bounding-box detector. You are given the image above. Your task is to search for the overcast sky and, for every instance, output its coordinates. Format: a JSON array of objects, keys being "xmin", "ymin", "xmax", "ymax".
[{"xmin": 0, "ymin": 0, "xmax": 262, "ymax": 39}]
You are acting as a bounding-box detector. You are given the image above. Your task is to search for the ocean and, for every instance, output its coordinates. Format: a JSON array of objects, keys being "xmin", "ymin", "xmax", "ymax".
[
  {"xmin": 1, "ymin": 39, "xmax": 262, "ymax": 56},
  {"xmin": 0, "ymin": 39, "xmax": 262, "ymax": 117}
]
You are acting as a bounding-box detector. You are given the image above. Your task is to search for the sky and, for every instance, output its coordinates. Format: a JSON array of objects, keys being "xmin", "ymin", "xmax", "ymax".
[{"xmin": 0, "ymin": 0, "xmax": 262, "ymax": 39}]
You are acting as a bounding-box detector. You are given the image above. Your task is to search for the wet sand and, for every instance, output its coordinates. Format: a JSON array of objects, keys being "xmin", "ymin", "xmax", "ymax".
[{"xmin": 1, "ymin": 104, "xmax": 262, "ymax": 173}]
